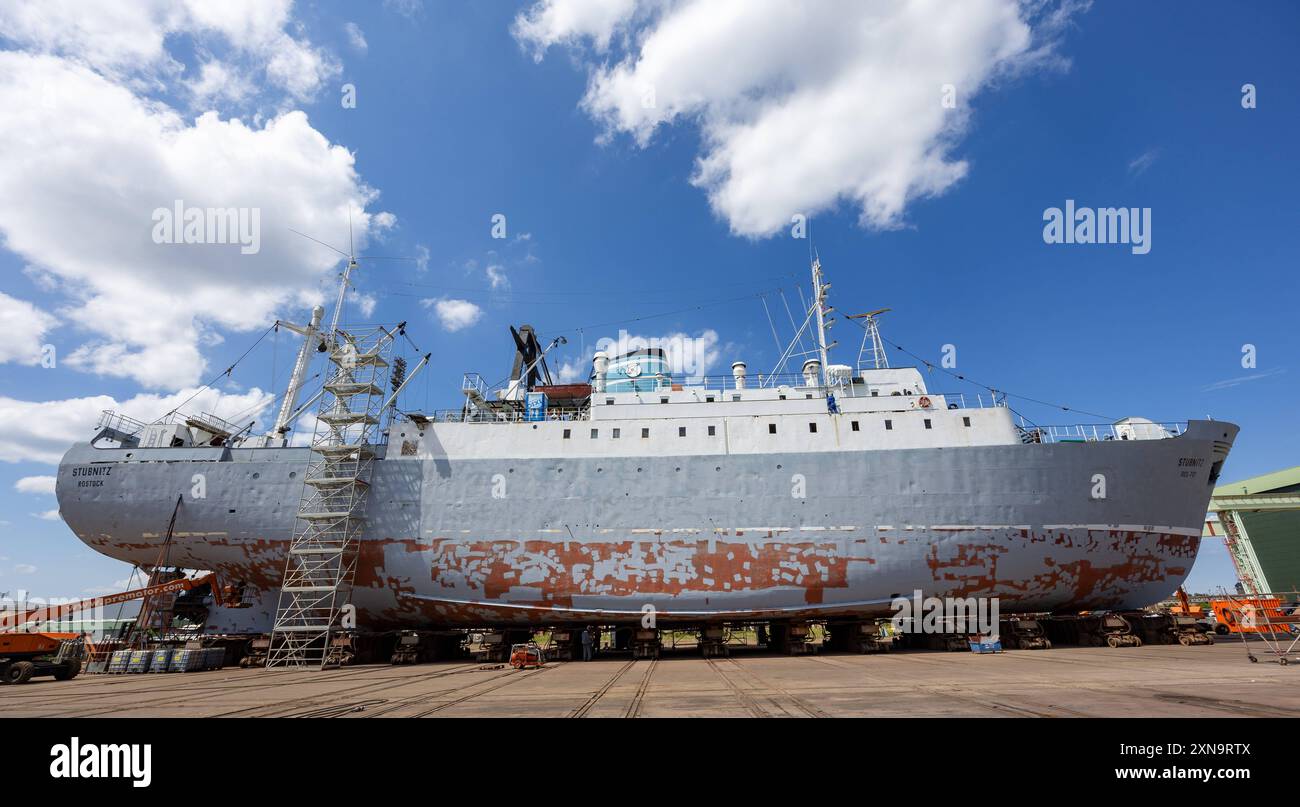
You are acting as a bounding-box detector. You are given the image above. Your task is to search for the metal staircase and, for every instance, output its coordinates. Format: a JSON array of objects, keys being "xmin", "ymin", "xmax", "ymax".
[{"xmin": 266, "ymin": 325, "xmax": 397, "ymax": 668}]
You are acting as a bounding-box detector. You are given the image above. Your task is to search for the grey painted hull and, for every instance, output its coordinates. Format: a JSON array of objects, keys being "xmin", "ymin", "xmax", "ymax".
[{"xmin": 55, "ymin": 420, "xmax": 1237, "ymax": 632}]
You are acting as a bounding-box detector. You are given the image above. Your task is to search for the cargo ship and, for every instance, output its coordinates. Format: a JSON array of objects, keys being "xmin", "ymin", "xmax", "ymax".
[{"xmin": 55, "ymin": 257, "xmax": 1237, "ymax": 661}]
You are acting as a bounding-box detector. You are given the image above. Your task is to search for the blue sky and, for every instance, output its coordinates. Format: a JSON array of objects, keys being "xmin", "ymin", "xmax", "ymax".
[{"xmin": 0, "ymin": 0, "xmax": 1296, "ymax": 599}]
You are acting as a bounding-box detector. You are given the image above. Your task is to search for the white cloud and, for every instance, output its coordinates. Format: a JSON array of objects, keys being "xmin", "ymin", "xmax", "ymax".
[
  {"xmin": 1128, "ymin": 148, "xmax": 1160, "ymax": 176},
  {"xmin": 185, "ymin": 60, "xmax": 255, "ymax": 106},
  {"xmin": 288, "ymin": 410, "xmax": 319, "ymax": 447},
  {"xmin": 0, "ymin": 0, "xmax": 339, "ymax": 103},
  {"xmin": 513, "ymin": 0, "xmax": 639, "ymax": 55},
  {"xmin": 347, "ymin": 290, "xmax": 378, "ymax": 317},
  {"xmin": 1203, "ymin": 368, "xmax": 1286, "ymax": 392},
  {"xmin": 384, "ymin": 0, "xmax": 425, "ymax": 20},
  {"xmin": 82, "ymin": 577, "xmax": 135, "ymax": 595},
  {"xmin": 344, "ymin": 22, "xmax": 369, "ymax": 53},
  {"xmin": 0, "ymin": 53, "xmax": 388, "ymax": 388},
  {"xmin": 0, "ymin": 292, "xmax": 58, "ymax": 365},
  {"xmin": 588, "ymin": 329, "xmax": 725, "ymax": 380},
  {"xmin": 14, "ymin": 476, "xmax": 57, "ymax": 495},
  {"xmin": 32, "ymin": 511, "xmax": 61, "ymax": 523},
  {"xmin": 424, "ymin": 298, "xmax": 483, "ymax": 332},
  {"xmin": 13, "ymin": 563, "xmax": 38, "ymax": 574},
  {"xmin": 516, "ymin": 0, "xmax": 1083, "ymax": 236},
  {"xmin": 486, "ymin": 264, "xmax": 510, "ymax": 290},
  {"xmin": 0, "ymin": 386, "xmax": 274, "ymax": 465},
  {"xmin": 555, "ymin": 357, "xmax": 588, "ymax": 383}
]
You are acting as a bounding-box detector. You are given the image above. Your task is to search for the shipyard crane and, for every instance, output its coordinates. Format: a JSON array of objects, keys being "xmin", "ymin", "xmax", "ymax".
[{"xmin": 0, "ymin": 573, "xmax": 249, "ymax": 633}]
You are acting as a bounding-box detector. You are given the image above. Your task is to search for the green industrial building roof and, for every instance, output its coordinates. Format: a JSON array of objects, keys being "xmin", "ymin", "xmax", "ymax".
[
  {"xmin": 1215, "ymin": 465, "xmax": 1300, "ymax": 497},
  {"xmin": 1213, "ymin": 465, "xmax": 1300, "ymax": 594}
]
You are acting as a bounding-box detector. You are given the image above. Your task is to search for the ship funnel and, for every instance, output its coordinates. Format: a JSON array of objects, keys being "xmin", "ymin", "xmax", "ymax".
[
  {"xmin": 802, "ymin": 358, "xmax": 821, "ymax": 387},
  {"xmin": 732, "ymin": 361, "xmax": 747, "ymax": 390},
  {"xmin": 592, "ymin": 351, "xmax": 609, "ymax": 393}
]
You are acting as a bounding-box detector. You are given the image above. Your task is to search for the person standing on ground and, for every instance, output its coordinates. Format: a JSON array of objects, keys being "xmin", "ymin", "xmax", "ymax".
[{"xmin": 581, "ymin": 626, "xmax": 593, "ymax": 661}]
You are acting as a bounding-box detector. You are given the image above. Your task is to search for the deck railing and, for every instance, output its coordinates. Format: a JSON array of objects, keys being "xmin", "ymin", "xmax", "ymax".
[
  {"xmin": 424, "ymin": 407, "xmax": 593, "ymax": 424},
  {"xmin": 96, "ymin": 410, "xmax": 149, "ymax": 436},
  {"xmin": 1018, "ymin": 422, "xmax": 1187, "ymax": 444}
]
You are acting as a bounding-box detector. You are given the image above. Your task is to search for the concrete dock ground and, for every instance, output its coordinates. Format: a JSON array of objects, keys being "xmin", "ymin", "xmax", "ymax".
[{"xmin": 4, "ymin": 642, "xmax": 1298, "ymax": 718}]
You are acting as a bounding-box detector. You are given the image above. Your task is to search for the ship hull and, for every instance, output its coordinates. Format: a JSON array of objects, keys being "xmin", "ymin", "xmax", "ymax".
[{"xmin": 55, "ymin": 420, "xmax": 1237, "ymax": 633}]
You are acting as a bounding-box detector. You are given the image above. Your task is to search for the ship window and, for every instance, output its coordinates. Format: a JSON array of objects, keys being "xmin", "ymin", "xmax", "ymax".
[
  {"xmin": 563, "ymin": 429, "xmax": 571, "ymax": 439},
  {"xmin": 706, "ymin": 395, "xmax": 715, "ymax": 402},
  {"xmin": 612, "ymin": 428, "xmax": 621, "ymax": 439},
  {"xmin": 805, "ymin": 393, "xmax": 813, "ymax": 399},
  {"xmin": 732, "ymin": 394, "xmax": 741, "ymax": 402},
  {"xmin": 963, "ymin": 417, "xmax": 971, "ymax": 427},
  {"xmin": 708, "ymin": 425, "xmax": 716, "ymax": 436},
  {"xmin": 884, "ymin": 420, "xmax": 893, "ymax": 430},
  {"xmin": 809, "ymin": 422, "xmax": 817, "ymax": 433},
  {"xmin": 679, "ymin": 426, "xmax": 687, "ymax": 437},
  {"xmin": 779, "ymin": 394, "xmax": 786, "ymax": 400},
  {"xmin": 660, "ymin": 396, "xmax": 669, "ymax": 404},
  {"xmin": 924, "ymin": 419, "xmax": 932, "ymax": 429},
  {"xmin": 768, "ymin": 423, "xmax": 777, "ymax": 434},
  {"xmin": 642, "ymin": 427, "xmax": 650, "ymax": 438},
  {"xmin": 606, "ymin": 398, "xmax": 614, "ymax": 405},
  {"xmin": 871, "ymin": 390, "xmax": 879, "ymax": 397},
  {"xmin": 591, "ymin": 429, "xmax": 598, "ymax": 439},
  {"xmin": 851, "ymin": 421, "xmax": 860, "ymax": 431}
]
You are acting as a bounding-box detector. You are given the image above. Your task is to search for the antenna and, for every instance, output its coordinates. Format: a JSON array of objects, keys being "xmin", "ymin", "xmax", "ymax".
[
  {"xmin": 848, "ymin": 308, "xmax": 892, "ymax": 371},
  {"xmin": 288, "ymin": 210, "xmax": 420, "ymax": 343},
  {"xmin": 811, "ymin": 255, "xmax": 831, "ymax": 384}
]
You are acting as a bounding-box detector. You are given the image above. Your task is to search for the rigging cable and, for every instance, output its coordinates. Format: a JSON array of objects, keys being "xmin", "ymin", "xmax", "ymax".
[
  {"xmin": 155, "ymin": 322, "xmax": 277, "ymax": 423},
  {"xmin": 842, "ymin": 315, "xmax": 1116, "ymax": 422}
]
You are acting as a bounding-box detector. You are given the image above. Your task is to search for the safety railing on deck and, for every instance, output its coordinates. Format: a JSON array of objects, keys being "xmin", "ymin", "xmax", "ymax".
[
  {"xmin": 1017, "ymin": 422, "xmax": 1187, "ymax": 444},
  {"xmin": 96, "ymin": 410, "xmax": 149, "ymax": 436},
  {"xmin": 424, "ymin": 407, "xmax": 592, "ymax": 424}
]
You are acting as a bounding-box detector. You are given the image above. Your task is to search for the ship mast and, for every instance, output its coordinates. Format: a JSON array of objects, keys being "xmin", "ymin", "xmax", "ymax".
[
  {"xmin": 848, "ymin": 307, "xmax": 891, "ymax": 371},
  {"xmin": 270, "ymin": 305, "xmax": 325, "ymax": 437},
  {"xmin": 811, "ymin": 256, "xmax": 832, "ymax": 385},
  {"xmin": 328, "ymin": 256, "xmax": 358, "ymax": 343}
]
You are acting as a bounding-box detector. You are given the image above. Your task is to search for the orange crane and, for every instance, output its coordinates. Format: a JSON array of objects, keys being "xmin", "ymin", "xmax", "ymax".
[
  {"xmin": 1170, "ymin": 586, "xmax": 1205, "ymax": 617},
  {"xmin": 0, "ymin": 573, "xmax": 248, "ymax": 633}
]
